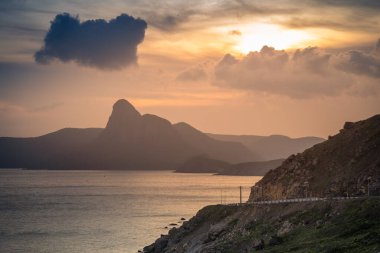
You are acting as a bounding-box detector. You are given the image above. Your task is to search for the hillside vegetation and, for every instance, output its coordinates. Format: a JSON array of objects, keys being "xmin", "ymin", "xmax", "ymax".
[{"xmin": 144, "ymin": 198, "xmax": 380, "ymax": 253}]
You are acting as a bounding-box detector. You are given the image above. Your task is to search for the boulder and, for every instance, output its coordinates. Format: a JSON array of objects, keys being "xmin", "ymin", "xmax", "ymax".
[{"xmin": 153, "ymin": 236, "xmax": 169, "ymax": 253}]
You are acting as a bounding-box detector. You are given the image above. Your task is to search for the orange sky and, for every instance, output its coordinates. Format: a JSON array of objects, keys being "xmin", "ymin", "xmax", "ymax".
[{"xmin": 0, "ymin": 0, "xmax": 380, "ymax": 138}]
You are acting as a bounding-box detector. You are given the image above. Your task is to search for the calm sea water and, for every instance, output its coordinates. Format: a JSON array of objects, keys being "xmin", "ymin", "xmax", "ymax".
[{"xmin": 0, "ymin": 169, "xmax": 260, "ymax": 253}]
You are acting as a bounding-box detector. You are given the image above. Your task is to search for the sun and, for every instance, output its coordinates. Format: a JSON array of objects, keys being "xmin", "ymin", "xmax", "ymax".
[{"xmin": 234, "ymin": 23, "xmax": 315, "ymax": 53}]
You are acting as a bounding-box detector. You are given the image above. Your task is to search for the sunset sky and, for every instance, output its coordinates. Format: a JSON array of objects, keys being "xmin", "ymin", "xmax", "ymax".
[{"xmin": 1, "ymin": 0, "xmax": 379, "ymax": 138}]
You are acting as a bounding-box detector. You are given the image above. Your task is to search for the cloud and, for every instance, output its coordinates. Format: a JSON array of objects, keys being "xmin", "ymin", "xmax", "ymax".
[
  {"xmin": 143, "ymin": 11, "xmax": 194, "ymax": 32},
  {"xmin": 282, "ymin": 17, "xmax": 379, "ymax": 32},
  {"xmin": 333, "ymin": 50, "xmax": 380, "ymax": 78},
  {"xmin": 35, "ymin": 13, "xmax": 147, "ymax": 70},
  {"xmin": 214, "ymin": 40, "xmax": 380, "ymax": 98},
  {"xmin": 176, "ymin": 67, "xmax": 207, "ymax": 82},
  {"xmin": 331, "ymin": 38, "xmax": 380, "ymax": 79}
]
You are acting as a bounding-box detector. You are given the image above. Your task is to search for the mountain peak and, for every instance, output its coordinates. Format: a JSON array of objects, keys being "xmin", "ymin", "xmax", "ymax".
[
  {"xmin": 112, "ymin": 99, "xmax": 140, "ymax": 117},
  {"xmin": 102, "ymin": 99, "xmax": 142, "ymax": 139}
]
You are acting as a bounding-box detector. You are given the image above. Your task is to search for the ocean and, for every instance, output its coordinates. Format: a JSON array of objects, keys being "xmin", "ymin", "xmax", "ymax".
[{"xmin": 0, "ymin": 169, "xmax": 260, "ymax": 253}]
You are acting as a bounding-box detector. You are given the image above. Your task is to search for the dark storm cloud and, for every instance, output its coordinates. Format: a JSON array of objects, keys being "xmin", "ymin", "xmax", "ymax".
[
  {"xmin": 214, "ymin": 39, "xmax": 380, "ymax": 98},
  {"xmin": 35, "ymin": 13, "xmax": 147, "ymax": 70}
]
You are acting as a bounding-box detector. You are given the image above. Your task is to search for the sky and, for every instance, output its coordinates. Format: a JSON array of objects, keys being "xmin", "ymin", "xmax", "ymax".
[{"xmin": 0, "ymin": 0, "xmax": 379, "ymax": 138}]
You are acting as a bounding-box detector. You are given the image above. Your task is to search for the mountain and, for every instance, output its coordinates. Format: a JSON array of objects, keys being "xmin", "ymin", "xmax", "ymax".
[
  {"xmin": 79, "ymin": 99, "xmax": 198, "ymax": 169},
  {"xmin": 218, "ymin": 158, "xmax": 285, "ymax": 176},
  {"xmin": 249, "ymin": 114, "xmax": 380, "ymax": 201},
  {"xmin": 175, "ymin": 156, "xmax": 231, "ymax": 173},
  {"xmin": 208, "ymin": 133, "xmax": 324, "ymax": 160},
  {"xmin": 0, "ymin": 99, "xmax": 254, "ymax": 170},
  {"xmin": 175, "ymin": 156, "xmax": 284, "ymax": 176},
  {"xmin": 174, "ymin": 123, "xmax": 255, "ymax": 163},
  {"xmin": 0, "ymin": 128, "xmax": 102, "ymax": 169}
]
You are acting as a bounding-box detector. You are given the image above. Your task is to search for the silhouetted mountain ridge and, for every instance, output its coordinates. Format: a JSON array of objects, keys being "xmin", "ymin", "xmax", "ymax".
[
  {"xmin": 173, "ymin": 122, "xmax": 258, "ymax": 162},
  {"xmin": 208, "ymin": 133, "xmax": 324, "ymax": 160},
  {"xmin": 0, "ymin": 99, "xmax": 253, "ymax": 169},
  {"xmin": 175, "ymin": 155, "xmax": 284, "ymax": 176}
]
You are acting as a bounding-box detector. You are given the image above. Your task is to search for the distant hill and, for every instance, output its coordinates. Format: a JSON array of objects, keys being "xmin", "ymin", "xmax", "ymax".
[
  {"xmin": 175, "ymin": 156, "xmax": 284, "ymax": 176},
  {"xmin": 174, "ymin": 123, "xmax": 256, "ymax": 163},
  {"xmin": 0, "ymin": 128, "xmax": 102, "ymax": 169},
  {"xmin": 249, "ymin": 114, "xmax": 380, "ymax": 201},
  {"xmin": 208, "ymin": 133, "xmax": 324, "ymax": 160},
  {"xmin": 175, "ymin": 156, "xmax": 231, "ymax": 173},
  {"xmin": 218, "ymin": 159, "xmax": 285, "ymax": 176},
  {"xmin": 0, "ymin": 99, "xmax": 254, "ymax": 170}
]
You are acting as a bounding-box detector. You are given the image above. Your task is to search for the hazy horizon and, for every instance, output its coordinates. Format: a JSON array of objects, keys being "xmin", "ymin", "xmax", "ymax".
[{"xmin": 0, "ymin": 97, "xmax": 335, "ymax": 139}]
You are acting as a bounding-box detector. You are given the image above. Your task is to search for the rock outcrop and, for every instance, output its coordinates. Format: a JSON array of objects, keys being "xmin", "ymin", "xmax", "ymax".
[{"xmin": 249, "ymin": 115, "xmax": 380, "ymax": 201}]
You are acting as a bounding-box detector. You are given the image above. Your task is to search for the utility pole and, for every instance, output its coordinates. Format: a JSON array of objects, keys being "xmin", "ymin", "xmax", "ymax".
[{"xmin": 240, "ymin": 186, "xmax": 242, "ymax": 205}]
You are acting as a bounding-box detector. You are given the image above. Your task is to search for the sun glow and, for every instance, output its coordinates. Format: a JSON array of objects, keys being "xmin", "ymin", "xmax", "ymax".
[{"xmin": 234, "ymin": 23, "xmax": 316, "ymax": 53}]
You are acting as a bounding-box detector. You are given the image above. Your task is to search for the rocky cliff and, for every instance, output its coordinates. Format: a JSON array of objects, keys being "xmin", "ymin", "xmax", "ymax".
[{"xmin": 249, "ymin": 115, "xmax": 380, "ymax": 201}]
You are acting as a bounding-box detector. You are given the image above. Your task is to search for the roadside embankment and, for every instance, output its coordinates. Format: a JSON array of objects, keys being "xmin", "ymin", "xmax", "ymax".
[{"xmin": 143, "ymin": 198, "xmax": 380, "ymax": 253}]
